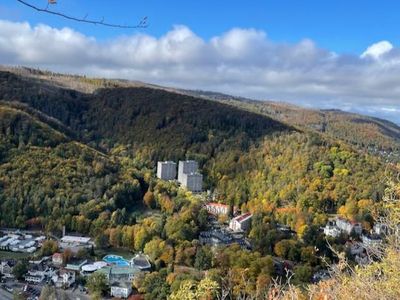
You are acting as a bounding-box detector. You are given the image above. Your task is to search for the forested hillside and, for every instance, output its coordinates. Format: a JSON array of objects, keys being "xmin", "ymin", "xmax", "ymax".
[
  {"xmin": 196, "ymin": 93, "xmax": 400, "ymax": 156},
  {"xmin": 0, "ymin": 103, "xmax": 147, "ymax": 233},
  {"xmin": 0, "ymin": 70, "xmax": 390, "ymax": 224},
  {"xmin": 0, "ymin": 68, "xmax": 396, "ymax": 299}
]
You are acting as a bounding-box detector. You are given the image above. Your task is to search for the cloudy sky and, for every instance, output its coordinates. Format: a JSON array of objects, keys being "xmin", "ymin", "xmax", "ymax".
[{"xmin": 1, "ymin": 1, "xmax": 399, "ymax": 123}]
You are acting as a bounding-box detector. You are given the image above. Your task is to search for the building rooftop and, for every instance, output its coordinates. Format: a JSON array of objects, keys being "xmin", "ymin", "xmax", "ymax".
[
  {"xmin": 61, "ymin": 236, "xmax": 91, "ymax": 244},
  {"xmin": 233, "ymin": 213, "xmax": 252, "ymax": 223}
]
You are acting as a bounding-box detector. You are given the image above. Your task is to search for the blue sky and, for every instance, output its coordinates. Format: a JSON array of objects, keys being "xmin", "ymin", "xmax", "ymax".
[
  {"xmin": 0, "ymin": 0, "xmax": 399, "ymax": 123},
  {"xmin": 3, "ymin": 0, "xmax": 399, "ymax": 53}
]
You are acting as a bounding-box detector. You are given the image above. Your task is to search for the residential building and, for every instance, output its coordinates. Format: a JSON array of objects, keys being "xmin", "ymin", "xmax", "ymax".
[
  {"xmin": 157, "ymin": 161, "xmax": 177, "ymax": 180},
  {"xmin": 25, "ymin": 263, "xmax": 54, "ymax": 283},
  {"xmin": 0, "ymin": 260, "xmax": 16, "ymax": 278},
  {"xmin": 25, "ymin": 273, "xmax": 45, "ymax": 284},
  {"xmin": 361, "ymin": 234, "xmax": 382, "ymax": 248},
  {"xmin": 52, "ymin": 253, "xmax": 63, "ymax": 266},
  {"xmin": 52, "ymin": 269, "xmax": 76, "ymax": 288},
  {"xmin": 229, "ymin": 213, "xmax": 253, "ymax": 232},
  {"xmin": 373, "ymin": 223, "xmax": 388, "ymax": 236},
  {"xmin": 178, "ymin": 160, "xmax": 198, "ymax": 183},
  {"xmin": 335, "ymin": 218, "xmax": 362, "ymax": 235},
  {"xmin": 323, "ymin": 225, "xmax": 341, "ymax": 238},
  {"xmin": 205, "ymin": 203, "xmax": 230, "ymax": 215},
  {"xmin": 181, "ymin": 172, "xmax": 203, "ymax": 193},
  {"xmin": 110, "ymin": 281, "xmax": 132, "ymax": 299}
]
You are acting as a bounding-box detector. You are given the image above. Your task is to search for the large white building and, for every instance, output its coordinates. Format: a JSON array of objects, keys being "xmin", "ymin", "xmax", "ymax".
[
  {"xmin": 181, "ymin": 172, "xmax": 203, "ymax": 193},
  {"xmin": 111, "ymin": 281, "xmax": 132, "ymax": 299},
  {"xmin": 229, "ymin": 213, "xmax": 253, "ymax": 232},
  {"xmin": 323, "ymin": 225, "xmax": 341, "ymax": 238},
  {"xmin": 157, "ymin": 161, "xmax": 177, "ymax": 180},
  {"xmin": 178, "ymin": 160, "xmax": 198, "ymax": 183},
  {"xmin": 205, "ymin": 203, "xmax": 230, "ymax": 215},
  {"xmin": 336, "ymin": 218, "xmax": 362, "ymax": 235}
]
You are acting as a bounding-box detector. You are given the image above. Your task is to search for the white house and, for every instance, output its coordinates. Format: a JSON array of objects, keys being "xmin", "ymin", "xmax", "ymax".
[
  {"xmin": 336, "ymin": 218, "xmax": 362, "ymax": 235},
  {"xmin": 25, "ymin": 273, "xmax": 45, "ymax": 284},
  {"xmin": 52, "ymin": 269, "xmax": 76, "ymax": 288},
  {"xmin": 52, "ymin": 253, "xmax": 63, "ymax": 266},
  {"xmin": 361, "ymin": 234, "xmax": 382, "ymax": 248},
  {"xmin": 0, "ymin": 260, "xmax": 15, "ymax": 278},
  {"xmin": 323, "ymin": 225, "xmax": 341, "ymax": 238},
  {"xmin": 110, "ymin": 281, "xmax": 132, "ymax": 299},
  {"xmin": 205, "ymin": 203, "xmax": 230, "ymax": 215},
  {"xmin": 373, "ymin": 223, "xmax": 388, "ymax": 236},
  {"xmin": 25, "ymin": 264, "xmax": 54, "ymax": 283},
  {"xmin": 229, "ymin": 213, "xmax": 252, "ymax": 232}
]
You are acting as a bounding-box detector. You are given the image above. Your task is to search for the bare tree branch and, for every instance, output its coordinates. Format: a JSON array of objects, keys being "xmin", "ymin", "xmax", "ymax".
[{"xmin": 16, "ymin": 0, "xmax": 148, "ymax": 29}]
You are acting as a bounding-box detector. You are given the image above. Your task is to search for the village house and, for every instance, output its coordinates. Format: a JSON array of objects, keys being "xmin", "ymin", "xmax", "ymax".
[
  {"xmin": 373, "ymin": 223, "xmax": 388, "ymax": 236},
  {"xmin": 0, "ymin": 260, "xmax": 16, "ymax": 278},
  {"xmin": 205, "ymin": 203, "xmax": 230, "ymax": 215},
  {"xmin": 52, "ymin": 269, "xmax": 76, "ymax": 288},
  {"xmin": 361, "ymin": 234, "xmax": 382, "ymax": 248},
  {"xmin": 25, "ymin": 263, "xmax": 55, "ymax": 284},
  {"xmin": 229, "ymin": 213, "xmax": 252, "ymax": 232},
  {"xmin": 110, "ymin": 281, "xmax": 132, "ymax": 299},
  {"xmin": 335, "ymin": 218, "xmax": 362, "ymax": 235},
  {"xmin": 323, "ymin": 224, "xmax": 341, "ymax": 238},
  {"xmin": 52, "ymin": 253, "xmax": 63, "ymax": 266}
]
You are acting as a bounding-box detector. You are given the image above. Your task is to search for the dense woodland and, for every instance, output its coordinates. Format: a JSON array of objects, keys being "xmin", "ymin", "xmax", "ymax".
[{"xmin": 0, "ymin": 70, "xmax": 398, "ymax": 299}]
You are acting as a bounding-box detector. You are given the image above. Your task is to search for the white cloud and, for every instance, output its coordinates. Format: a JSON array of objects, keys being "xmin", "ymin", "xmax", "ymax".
[
  {"xmin": 361, "ymin": 40, "xmax": 393, "ymax": 59},
  {"xmin": 0, "ymin": 19, "xmax": 399, "ymax": 124}
]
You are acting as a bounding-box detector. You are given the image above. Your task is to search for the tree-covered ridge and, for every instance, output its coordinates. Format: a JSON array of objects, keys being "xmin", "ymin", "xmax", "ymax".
[
  {"xmin": 84, "ymin": 87, "xmax": 290, "ymax": 158},
  {"xmin": 0, "ymin": 103, "xmax": 146, "ymax": 232},
  {"xmin": 208, "ymin": 96, "xmax": 400, "ymax": 153}
]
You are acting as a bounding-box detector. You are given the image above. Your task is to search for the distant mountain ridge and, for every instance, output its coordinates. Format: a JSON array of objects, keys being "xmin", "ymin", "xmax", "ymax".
[{"xmin": 1, "ymin": 65, "xmax": 399, "ymax": 160}]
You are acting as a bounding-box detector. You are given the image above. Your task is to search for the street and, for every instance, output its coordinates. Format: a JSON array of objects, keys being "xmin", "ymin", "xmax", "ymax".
[{"xmin": 0, "ymin": 288, "xmax": 13, "ymax": 300}]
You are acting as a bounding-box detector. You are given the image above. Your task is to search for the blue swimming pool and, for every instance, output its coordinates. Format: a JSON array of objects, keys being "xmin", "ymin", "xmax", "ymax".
[{"xmin": 103, "ymin": 254, "xmax": 130, "ymax": 266}]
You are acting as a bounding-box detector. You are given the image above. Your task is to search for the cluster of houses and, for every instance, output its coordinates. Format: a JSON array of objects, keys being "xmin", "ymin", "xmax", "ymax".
[
  {"xmin": 157, "ymin": 160, "xmax": 203, "ymax": 192},
  {"xmin": 0, "ymin": 232, "xmax": 45, "ymax": 253},
  {"xmin": 0, "ymin": 230, "xmax": 152, "ymax": 299},
  {"xmin": 0, "ymin": 252, "xmax": 151, "ymax": 299},
  {"xmin": 199, "ymin": 202, "xmax": 253, "ymax": 249},
  {"xmin": 323, "ymin": 217, "xmax": 387, "ymax": 265}
]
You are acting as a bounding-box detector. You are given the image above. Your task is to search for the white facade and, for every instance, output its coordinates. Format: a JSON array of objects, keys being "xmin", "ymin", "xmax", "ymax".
[
  {"xmin": 373, "ymin": 223, "xmax": 388, "ymax": 236},
  {"xmin": 0, "ymin": 261, "xmax": 14, "ymax": 278},
  {"xmin": 52, "ymin": 253, "xmax": 63, "ymax": 265},
  {"xmin": 336, "ymin": 218, "xmax": 362, "ymax": 235},
  {"xmin": 229, "ymin": 213, "xmax": 252, "ymax": 232},
  {"xmin": 52, "ymin": 270, "xmax": 75, "ymax": 288},
  {"xmin": 25, "ymin": 274, "xmax": 45, "ymax": 283},
  {"xmin": 178, "ymin": 160, "xmax": 198, "ymax": 183},
  {"xmin": 60, "ymin": 236, "xmax": 91, "ymax": 244},
  {"xmin": 111, "ymin": 283, "xmax": 132, "ymax": 299},
  {"xmin": 181, "ymin": 172, "xmax": 203, "ymax": 193},
  {"xmin": 157, "ymin": 161, "xmax": 177, "ymax": 180},
  {"xmin": 361, "ymin": 235, "xmax": 382, "ymax": 248},
  {"xmin": 206, "ymin": 203, "xmax": 230, "ymax": 215},
  {"xmin": 323, "ymin": 225, "xmax": 341, "ymax": 238}
]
